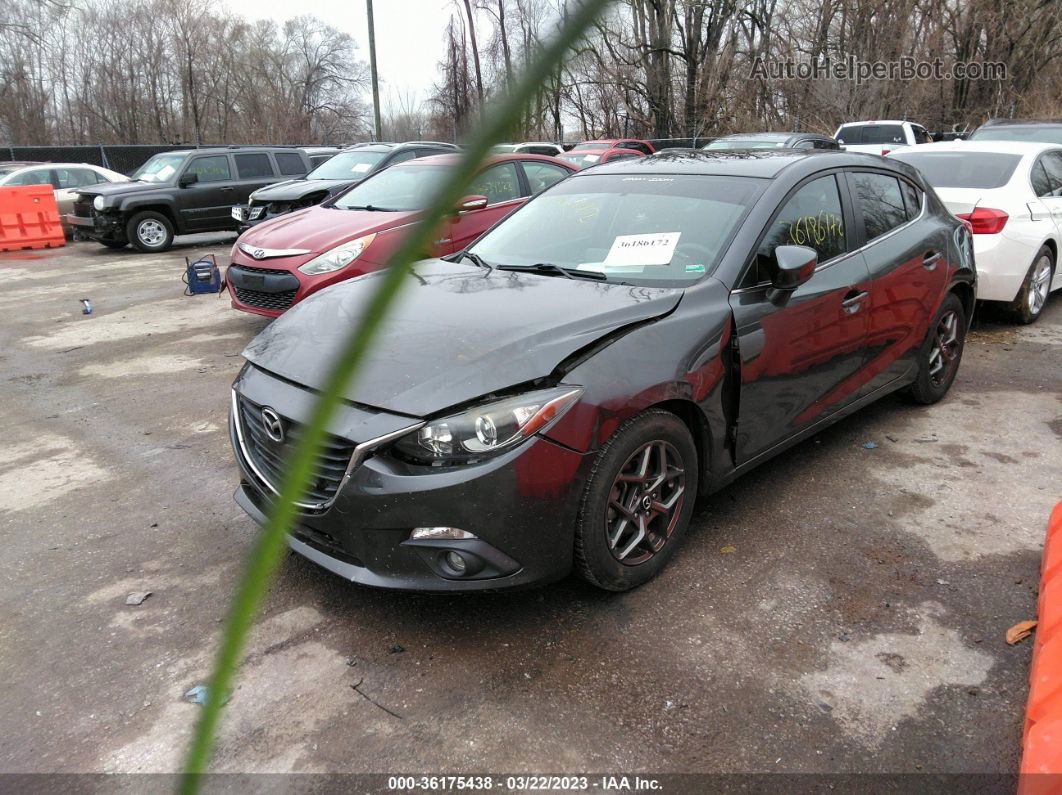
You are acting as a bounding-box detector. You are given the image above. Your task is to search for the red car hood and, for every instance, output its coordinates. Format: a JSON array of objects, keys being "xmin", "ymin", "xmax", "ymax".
[{"xmin": 239, "ymin": 205, "xmax": 421, "ymax": 255}]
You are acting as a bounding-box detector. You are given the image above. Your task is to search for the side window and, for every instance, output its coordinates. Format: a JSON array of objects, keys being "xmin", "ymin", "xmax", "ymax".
[
  {"xmin": 621, "ymin": 141, "xmax": 652, "ymax": 155},
  {"xmin": 794, "ymin": 139, "xmax": 816, "ymax": 149},
  {"xmin": 234, "ymin": 153, "xmax": 275, "ymax": 179},
  {"xmin": 54, "ymin": 169, "xmax": 78, "ymax": 189},
  {"xmin": 9, "ymin": 168, "xmax": 54, "ymax": 187},
  {"xmin": 749, "ymin": 174, "xmax": 847, "ymax": 285},
  {"xmin": 851, "ymin": 172, "xmax": 908, "ymax": 241},
  {"xmin": 466, "ymin": 162, "xmax": 521, "ymax": 204},
  {"xmin": 1032, "ymin": 160, "xmax": 1054, "ymax": 198},
  {"xmin": 186, "ymin": 155, "xmax": 231, "ymax": 183},
  {"xmin": 275, "ymin": 152, "xmax": 307, "ymax": 176},
  {"xmin": 899, "ymin": 179, "xmax": 923, "ymax": 220},
  {"xmin": 389, "ymin": 150, "xmax": 417, "ymax": 165},
  {"xmin": 1040, "ymin": 152, "xmax": 1062, "ymax": 196},
  {"xmin": 521, "ymin": 161, "xmax": 570, "ymax": 194}
]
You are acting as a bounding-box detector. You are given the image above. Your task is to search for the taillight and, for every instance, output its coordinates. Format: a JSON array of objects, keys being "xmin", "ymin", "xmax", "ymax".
[{"xmin": 955, "ymin": 207, "xmax": 1008, "ymax": 234}]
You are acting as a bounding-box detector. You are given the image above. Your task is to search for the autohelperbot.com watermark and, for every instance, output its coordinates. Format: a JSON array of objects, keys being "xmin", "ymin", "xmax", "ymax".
[{"xmin": 750, "ymin": 55, "xmax": 1007, "ymax": 85}]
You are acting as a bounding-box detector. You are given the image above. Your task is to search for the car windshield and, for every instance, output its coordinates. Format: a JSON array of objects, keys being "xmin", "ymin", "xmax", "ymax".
[
  {"xmin": 308, "ymin": 150, "xmax": 387, "ymax": 179},
  {"xmin": 970, "ymin": 124, "xmax": 1062, "ymax": 144},
  {"xmin": 332, "ymin": 165, "xmax": 448, "ymax": 212},
  {"xmin": 705, "ymin": 139, "xmax": 786, "ymax": 150},
  {"xmin": 889, "ymin": 151, "xmax": 1022, "ymax": 189},
  {"xmin": 560, "ymin": 152, "xmax": 606, "ymax": 169},
  {"xmin": 470, "ymin": 173, "xmax": 762, "ymax": 286},
  {"xmin": 131, "ymin": 154, "xmax": 187, "ymax": 183}
]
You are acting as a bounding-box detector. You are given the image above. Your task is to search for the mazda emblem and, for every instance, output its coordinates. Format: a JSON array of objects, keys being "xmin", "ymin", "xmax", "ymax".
[{"xmin": 261, "ymin": 407, "xmax": 285, "ymax": 443}]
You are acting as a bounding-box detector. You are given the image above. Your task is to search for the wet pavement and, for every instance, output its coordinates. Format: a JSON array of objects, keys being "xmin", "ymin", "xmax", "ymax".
[{"xmin": 0, "ymin": 239, "xmax": 1059, "ymax": 776}]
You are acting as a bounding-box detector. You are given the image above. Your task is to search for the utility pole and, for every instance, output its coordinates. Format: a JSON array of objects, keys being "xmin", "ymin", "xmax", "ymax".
[{"xmin": 366, "ymin": 0, "xmax": 382, "ymax": 142}]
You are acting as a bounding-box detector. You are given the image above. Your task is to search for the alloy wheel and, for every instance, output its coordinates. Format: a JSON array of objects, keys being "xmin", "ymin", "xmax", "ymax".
[
  {"xmin": 927, "ymin": 310, "xmax": 960, "ymax": 387},
  {"xmin": 1029, "ymin": 255, "xmax": 1053, "ymax": 316},
  {"xmin": 138, "ymin": 219, "xmax": 166, "ymax": 247},
  {"xmin": 605, "ymin": 440, "xmax": 686, "ymax": 566}
]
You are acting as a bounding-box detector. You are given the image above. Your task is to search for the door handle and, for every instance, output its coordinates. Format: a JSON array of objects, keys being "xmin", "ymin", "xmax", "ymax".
[
  {"xmin": 841, "ymin": 290, "xmax": 869, "ymax": 313},
  {"xmin": 923, "ymin": 251, "xmax": 942, "ymax": 270}
]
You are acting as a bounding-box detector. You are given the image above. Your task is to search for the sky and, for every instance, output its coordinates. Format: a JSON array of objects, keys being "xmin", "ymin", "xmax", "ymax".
[{"xmin": 230, "ymin": 0, "xmax": 455, "ymax": 112}]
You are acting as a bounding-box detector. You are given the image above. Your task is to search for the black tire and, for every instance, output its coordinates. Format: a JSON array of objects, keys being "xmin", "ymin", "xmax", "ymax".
[
  {"xmin": 908, "ymin": 292, "xmax": 966, "ymax": 405},
  {"xmin": 126, "ymin": 211, "xmax": 174, "ymax": 253},
  {"xmin": 1008, "ymin": 246, "xmax": 1054, "ymax": 325},
  {"xmin": 99, "ymin": 238, "xmax": 127, "ymax": 249},
  {"xmin": 574, "ymin": 409, "xmax": 699, "ymax": 591}
]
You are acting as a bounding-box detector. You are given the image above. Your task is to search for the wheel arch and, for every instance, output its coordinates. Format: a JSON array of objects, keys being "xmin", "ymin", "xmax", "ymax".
[
  {"xmin": 647, "ymin": 398, "xmax": 713, "ymax": 495},
  {"xmin": 949, "ymin": 279, "xmax": 975, "ymax": 326},
  {"xmin": 124, "ymin": 202, "xmax": 180, "ymax": 232}
]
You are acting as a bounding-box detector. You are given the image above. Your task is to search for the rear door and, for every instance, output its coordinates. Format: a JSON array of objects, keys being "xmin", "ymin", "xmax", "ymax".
[
  {"xmin": 233, "ymin": 152, "xmax": 280, "ymax": 203},
  {"xmin": 728, "ymin": 172, "xmax": 871, "ymax": 464},
  {"xmin": 846, "ymin": 170, "xmax": 950, "ymax": 396},
  {"xmin": 176, "ymin": 154, "xmax": 236, "ymax": 231},
  {"xmin": 445, "ymin": 161, "xmax": 525, "ymax": 252}
]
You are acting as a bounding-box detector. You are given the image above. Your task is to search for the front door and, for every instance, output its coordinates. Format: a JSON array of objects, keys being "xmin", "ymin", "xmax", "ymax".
[
  {"xmin": 728, "ymin": 172, "xmax": 871, "ymax": 464},
  {"xmin": 177, "ymin": 154, "xmax": 236, "ymax": 231},
  {"xmin": 445, "ymin": 162, "xmax": 526, "ymax": 253}
]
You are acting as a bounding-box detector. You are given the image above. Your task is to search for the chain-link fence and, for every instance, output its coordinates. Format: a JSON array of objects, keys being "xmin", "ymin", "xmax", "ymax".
[{"xmin": 1, "ymin": 144, "xmax": 318, "ymax": 175}]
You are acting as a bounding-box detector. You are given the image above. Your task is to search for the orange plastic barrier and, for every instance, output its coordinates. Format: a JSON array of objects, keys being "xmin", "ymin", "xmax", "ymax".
[
  {"xmin": 1020, "ymin": 500, "xmax": 1062, "ymax": 792},
  {"xmin": 0, "ymin": 184, "xmax": 65, "ymax": 252}
]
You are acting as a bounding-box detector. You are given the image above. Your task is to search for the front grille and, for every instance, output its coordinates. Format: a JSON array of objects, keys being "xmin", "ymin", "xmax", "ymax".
[
  {"xmin": 233, "ymin": 264, "xmax": 285, "ymax": 276},
  {"xmin": 236, "ymin": 395, "xmax": 357, "ymax": 508},
  {"xmin": 74, "ymin": 198, "xmax": 93, "ymax": 218},
  {"xmin": 233, "ymin": 286, "xmax": 296, "ymax": 311}
]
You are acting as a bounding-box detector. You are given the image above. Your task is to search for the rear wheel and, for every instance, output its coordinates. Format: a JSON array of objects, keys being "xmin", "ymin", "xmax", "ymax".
[
  {"xmin": 908, "ymin": 292, "xmax": 966, "ymax": 405},
  {"xmin": 127, "ymin": 211, "xmax": 174, "ymax": 253},
  {"xmin": 1009, "ymin": 246, "xmax": 1054, "ymax": 324},
  {"xmin": 574, "ymin": 410, "xmax": 698, "ymax": 591}
]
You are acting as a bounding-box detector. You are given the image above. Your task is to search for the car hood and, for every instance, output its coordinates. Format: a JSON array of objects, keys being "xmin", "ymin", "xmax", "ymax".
[
  {"xmin": 75, "ymin": 180, "xmax": 168, "ymax": 198},
  {"xmin": 243, "ymin": 260, "xmax": 683, "ymax": 416},
  {"xmin": 250, "ymin": 178, "xmax": 357, "ymax": 202},
  {"xmin": 237, "ymin": 205, "xmax": 420, "ymax": 255}
]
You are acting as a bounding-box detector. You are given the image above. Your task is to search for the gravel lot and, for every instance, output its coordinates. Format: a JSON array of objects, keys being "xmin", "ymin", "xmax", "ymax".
[{"xmin": 1, "ymin": 238, "xmax": 1059, "ymax": 777}]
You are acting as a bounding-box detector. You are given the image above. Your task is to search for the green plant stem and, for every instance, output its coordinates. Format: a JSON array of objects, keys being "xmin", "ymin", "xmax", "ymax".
[{"xmin": 179, "ymin": 1, "xmax": 611, "ymax": 790}]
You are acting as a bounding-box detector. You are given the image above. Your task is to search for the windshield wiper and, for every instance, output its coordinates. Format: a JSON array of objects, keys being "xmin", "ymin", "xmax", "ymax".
[
  {"xmin": 452, "ymin": 250, "xmax": 493, "ymax": 272},
  {"xmin": 344, "ymin": 204, "xmax": 395, "ymax": 212},
  {"xmin": 498, "ymin": 262, "xmax": 607, "ymax": 281}
]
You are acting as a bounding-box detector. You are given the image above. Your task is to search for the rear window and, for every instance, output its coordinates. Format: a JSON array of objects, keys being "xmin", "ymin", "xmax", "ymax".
[
  {"xmin": 888, "ymin": 151, "xmax": 1020, "ymax": 189},
  {"xmin": 276, "ymin": 152, "xmax": 308, "ymax": 176},
  {"xmin": 970, "ymin": 124, "xmax": 1062, "ymax": 145},
  {"xmin": 838, "ymin": 124, "xmax": 906, "ymax": 145},
  {"xmin": 234, "ymin": 153, "xmax": 275, "ymax": 179}
]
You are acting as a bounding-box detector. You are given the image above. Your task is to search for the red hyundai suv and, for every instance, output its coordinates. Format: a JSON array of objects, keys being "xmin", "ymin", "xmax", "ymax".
[{"xmin": 226, "ymin": 153, "xmax": 577, "ymax": 317}]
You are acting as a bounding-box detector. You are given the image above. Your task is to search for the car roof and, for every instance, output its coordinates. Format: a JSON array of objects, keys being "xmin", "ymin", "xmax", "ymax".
[
  {"xmin": 583, "ymin": 148, "xmax": 895, "ymax": 179},
  {"xmin": 401, "ymin": 153, "xmax": 573, "ymax": 168},
  {"xmin": 889, "ymin": 140, "xmax": 1062, "ymax": 156},
  {"xmin": 7, "ymin": 162, "xmax": 114, "ymax": 170},
  {"xmin": 837, "ymin": 120, "xmax": 913, "ymax": 126},
  {"xmin": 979, "ymin": 118, "xmax": 1062, "ymax": 127},
  {"xmin": 715, "ymin": 132, "xmax": 800, "ymax": 142}
]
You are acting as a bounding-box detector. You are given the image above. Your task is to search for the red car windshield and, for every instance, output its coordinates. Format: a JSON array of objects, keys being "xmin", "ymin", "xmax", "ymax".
[{"xmin": 332, "ymin": 165, "xmax": 448, "ymax": 212}]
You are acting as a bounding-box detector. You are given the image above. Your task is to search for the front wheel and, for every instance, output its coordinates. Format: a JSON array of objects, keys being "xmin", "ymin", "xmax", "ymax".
[
  {"xmin": 1009, "ymin": 246, "xmax": 1054, "ymax": 324},
  {"xmin": 908, "ymin": 292, "xmax": 966, "ymax": 405},
  {"xmin": 574, "ymin": 409, "xmax": 698, "ymax": 591},
  {"xmin": 127, "ymin": 211, "xmax": 174, "ymax": 253}
]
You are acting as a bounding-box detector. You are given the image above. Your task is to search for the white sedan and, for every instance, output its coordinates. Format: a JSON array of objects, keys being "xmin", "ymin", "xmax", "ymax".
[
  {"xmin": 890, "ymin": 141, "xmax": 1062, "ymax": 323},
  {"xmin": 0, "ymin": 162, "xmax": 128, "ymax": 235}
]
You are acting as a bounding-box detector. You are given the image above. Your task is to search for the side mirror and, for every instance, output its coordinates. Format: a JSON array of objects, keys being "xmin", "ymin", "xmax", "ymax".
[
  {"xmin": 770, "ymin": 245, "xmax": 817, "ymax": 293},
  {"xmin": 178, "ymin": 172, "xmax": 198, "ymax": 187},
  {"xmin": 456, "ymin": 194, "xmax": 488, "ymax": 213}
]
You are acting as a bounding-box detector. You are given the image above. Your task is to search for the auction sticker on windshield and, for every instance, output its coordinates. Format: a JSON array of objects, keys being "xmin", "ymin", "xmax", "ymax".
[{"xmin": 603, "ymin": 232, "xmax": 681, "ymax": 267}]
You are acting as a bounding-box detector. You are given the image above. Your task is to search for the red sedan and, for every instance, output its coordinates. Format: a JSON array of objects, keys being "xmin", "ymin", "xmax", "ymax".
[
  {"xmin": 575, "ymin": 138, "xmax": 657, "ymax": 155},
  {"xmin": 560, "ymin": 147, "xmax": 646, "ymax": 170},
  {"xmin": 226, "ymin": 153, "xmax": 577, "ymax": 317}
]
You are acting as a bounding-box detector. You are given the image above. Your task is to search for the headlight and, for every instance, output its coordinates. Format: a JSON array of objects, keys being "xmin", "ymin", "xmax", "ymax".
[
  {"xmin": 393, "ymin": 387, "xmax": 582, "ymax": 465},
  {"xmin": 93, "ymin": 196, "xmax": 105, "ymax": 211},
  {"xmin": 298, "ymin": 233, "xmax": 376, "ymax": 275}
]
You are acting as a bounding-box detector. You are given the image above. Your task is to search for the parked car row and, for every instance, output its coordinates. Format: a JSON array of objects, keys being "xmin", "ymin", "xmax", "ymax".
[{"xmin": 224, "ymin": 145, "xmax": 980, "ymax": 594}]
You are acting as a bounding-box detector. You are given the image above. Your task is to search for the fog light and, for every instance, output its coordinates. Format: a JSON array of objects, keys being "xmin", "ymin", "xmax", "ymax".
[
  {"xmin": 411, "ymin": 527, "xmax": 476, "ymax": 540},
  {"xmin": 445, "ymin": 551, "xmax": 467, "ymax": 573}
]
